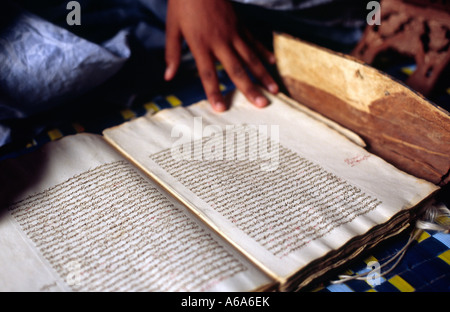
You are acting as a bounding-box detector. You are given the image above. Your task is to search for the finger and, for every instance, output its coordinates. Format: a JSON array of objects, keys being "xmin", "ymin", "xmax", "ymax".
[
  {"xmin": 215, "ymin": 45, "xmax": 269, "ymax": 108},
  {"xmin": 165, "ymin": 21, "xmax": 182, "ymax": 81},
  {"xmin": 243, "ymin": 29, "xmax": 276, "ymax": 65},
  {"xmin": 252, "ymin": 38, "xmax": 276, "ymax": 65},
  {"xmin": 192, "ymin": 49, "xmax": 227, "ymax": 112},
  {"xmin": 233, "ymin": 38, "xmax": 279, "ymax": 94}
]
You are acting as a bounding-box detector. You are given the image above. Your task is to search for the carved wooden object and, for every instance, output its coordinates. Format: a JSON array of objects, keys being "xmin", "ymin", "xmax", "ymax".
[
  {"xmin": 352, "ymin": 0, "xmax": 450, "ymax": 96},
  {"xmin": 274, "ymin": 33, "xmax": 450, "ymax": 186}
]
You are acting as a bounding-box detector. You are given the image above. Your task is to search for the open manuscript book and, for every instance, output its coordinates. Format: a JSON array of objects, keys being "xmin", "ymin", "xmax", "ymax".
[{"xmin": 0, "ymin": 34, "xmax": 448, "ymax": 292}]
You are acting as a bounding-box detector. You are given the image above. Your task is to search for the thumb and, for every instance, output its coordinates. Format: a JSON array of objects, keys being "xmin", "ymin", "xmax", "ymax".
[{"xmin": 165, "ymin": 21, "xmax": 182, "ymax": 81}]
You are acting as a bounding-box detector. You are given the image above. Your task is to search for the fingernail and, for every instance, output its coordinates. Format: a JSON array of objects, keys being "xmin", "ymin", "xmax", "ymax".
[
  {"xmin": 269, "ymin": 55, "xmax": 276, "ymax": 64},
  {"xmin": 268, "ymin": 83, "xmax": 278, "ymax": 94},
  {"xmin": 164, "ymin": 66, "xmax": 173, "ymax": 81},
  {"xmin": 214, "ymin": 101, "xmax": 227, "ymax": 112},
  {"xmin": 255, "ymin": 96, "xmax": 268, "ymax": 107}
]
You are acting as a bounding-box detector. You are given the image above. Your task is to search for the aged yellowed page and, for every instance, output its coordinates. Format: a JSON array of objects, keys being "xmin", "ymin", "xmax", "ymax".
[
  {"xmin": 103, "ymin": 90, "xmax": 439, "ymax": 283},
  {"xmin": 0, "ymin": 133, "xmax": 273, "ymax": 291}
]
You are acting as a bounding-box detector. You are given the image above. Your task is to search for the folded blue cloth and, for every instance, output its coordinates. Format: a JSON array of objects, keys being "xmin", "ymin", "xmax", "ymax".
[{"xmin": 0, "ymin": 0, "xmax": 168, "ymax": 146}]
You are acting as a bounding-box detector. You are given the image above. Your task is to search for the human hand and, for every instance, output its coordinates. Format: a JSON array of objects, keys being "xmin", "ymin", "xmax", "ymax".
[{"xmin": 164, "ymin": 0, "xmax": 279, "ymax": 112}]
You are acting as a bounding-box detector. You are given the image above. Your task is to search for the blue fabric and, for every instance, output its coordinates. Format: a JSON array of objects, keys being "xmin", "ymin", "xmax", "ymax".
[
  {"xmin": 232, "ymin": 0, "xmax": 366, "ymax": 49},
  {"xmin": 0, "ymin": 10, "xmax": 130, "ymax": 117},
  {"xmin": 232, "ymin": 0, "xmax": 359, "ymax": 12},
  {"xmin": 0, "ymin": 0, "xmax": 168, "ymax": 146}
]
